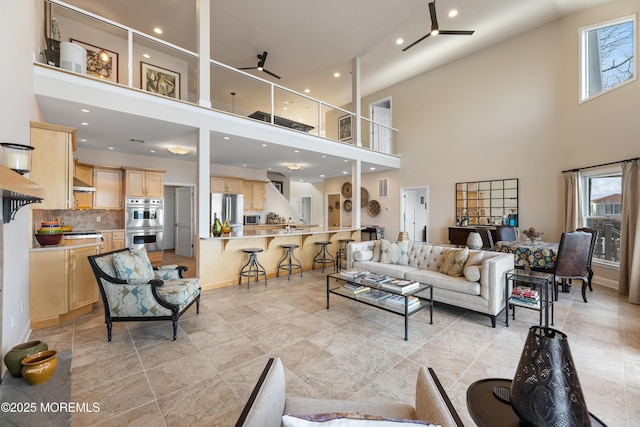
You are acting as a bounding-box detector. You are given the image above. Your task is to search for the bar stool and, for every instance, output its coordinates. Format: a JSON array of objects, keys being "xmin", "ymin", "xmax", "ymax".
[
  {"xmin": 335, "ymin": 238, "xmax": 354, "ymax": 271},
  {"xmin": 239, "ymin": 248, "xmax": 267, "ymax": 289},
  {"xmin": 277, "ymin": 244, "xmax": 303, "ymax": 280},
  {"xmin": 313, "ymin": 241, "xmax": 335, "ymax": 272}
]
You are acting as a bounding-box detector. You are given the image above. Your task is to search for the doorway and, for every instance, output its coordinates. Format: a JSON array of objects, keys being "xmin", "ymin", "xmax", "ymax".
[
  {"xmin": 326, "ymin": 193, "xmax": 340, "ymax": 228},
  {"xmin": 163, "ymin": 186, "xmax": 194, "ymax": 257},
  {"xmin": 369, "ymin": 97, "xmax": 392, "ymax": 154},
  {"xmin": 400, "ymin": 186, "xmax": 429, "ymax": 242}
]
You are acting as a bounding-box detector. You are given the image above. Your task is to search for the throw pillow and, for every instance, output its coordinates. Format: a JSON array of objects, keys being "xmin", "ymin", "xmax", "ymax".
[
  {"xmin": 465, "ymin": 250, "xmax": 484, "ymax": 267},
  {"xmin": 372, "ymin": 240, "xmax": 383, "ymax": 262},
  {"xmin": 438, "ymin": 247, "xmax": 469, "ymax": 277},
  {"xmin": 282, "ymin": 413, "xmax": 439, "ymax": 427},
  {"xmin": 112, "ymin": 248, "xmax": 154, "ymax": 283},
  {"xmin": 353, "ymin": 250, "xmax": 374, "ymax": 262},
  {"xmin": 380, "ymin": 240, "xmax": 409, "ymax": 265},
  {"xmin": 463, "ymin": 265, "xmax": 481, "ymax": 282}
]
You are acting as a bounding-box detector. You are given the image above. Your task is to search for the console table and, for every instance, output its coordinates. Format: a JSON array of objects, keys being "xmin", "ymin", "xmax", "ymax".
[
  {"xmin": 448, "ymin": 226, "xmax": 496, "ymax": 248},
  {"xmin": 466, "ymin": 378, "xmax": 607, "ymax": 427}
]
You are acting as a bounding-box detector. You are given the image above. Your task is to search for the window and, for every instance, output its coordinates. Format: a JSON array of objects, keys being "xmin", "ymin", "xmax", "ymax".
[
  {"xmin": 581, "ymin": 15, "xmax": 636, "ymax": 102},
  {"xmin": 582, "ymin": 168, "xmax": 622, "ymax": 264}
]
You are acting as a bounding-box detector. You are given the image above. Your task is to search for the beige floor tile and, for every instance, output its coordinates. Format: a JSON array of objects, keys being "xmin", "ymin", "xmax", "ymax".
[
  {"xmin": 93, "ymin": 401, "xmax": 166, "ymax": 427},
  {"xmin": 146, "ymin": 352, "xmax": 219, "ymax": 398}
]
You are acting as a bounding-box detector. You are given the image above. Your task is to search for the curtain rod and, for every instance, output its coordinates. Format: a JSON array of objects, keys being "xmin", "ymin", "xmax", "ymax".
[{"xmin": 562, "ymin": 157, "xmax": 640, "ymax": 173}]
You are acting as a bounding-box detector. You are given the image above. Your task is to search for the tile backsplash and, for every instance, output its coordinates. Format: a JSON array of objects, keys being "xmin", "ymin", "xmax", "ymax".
[{"xmin": 33, "ymin": 209, "xmax": 123, "ymax": 232}]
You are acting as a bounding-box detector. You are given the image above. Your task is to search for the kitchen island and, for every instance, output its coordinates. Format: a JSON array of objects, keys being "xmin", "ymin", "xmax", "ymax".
[{"xmin": 198, "ymin": 226, "xmax": 361, "ymax": 290}]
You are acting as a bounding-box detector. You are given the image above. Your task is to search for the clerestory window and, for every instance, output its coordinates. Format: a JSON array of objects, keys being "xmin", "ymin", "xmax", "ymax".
[{"xmin": 580, "ymin": 15, "xmax": 636, "ymax": 102}]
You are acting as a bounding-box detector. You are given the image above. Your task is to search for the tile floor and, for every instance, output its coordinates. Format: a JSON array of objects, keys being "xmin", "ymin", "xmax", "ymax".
[{"xmin": 29, "ymin": 262, "xmax": 640, "ymax": 427}]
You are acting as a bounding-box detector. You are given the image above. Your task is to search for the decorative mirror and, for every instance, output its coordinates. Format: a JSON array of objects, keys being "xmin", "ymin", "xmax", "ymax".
[{"xmin": 456, "ymin": 178, "xmax": 518, "ymax": 226}]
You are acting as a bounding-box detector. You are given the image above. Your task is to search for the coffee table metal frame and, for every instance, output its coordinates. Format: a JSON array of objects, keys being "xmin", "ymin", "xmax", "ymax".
[
  {"xmin": 505, "ymin": 269, "xmax": 554, "ymax": 327},
  {"xmin": 326, "ymin": 273, "xmax": 433, "ymax": 341}
]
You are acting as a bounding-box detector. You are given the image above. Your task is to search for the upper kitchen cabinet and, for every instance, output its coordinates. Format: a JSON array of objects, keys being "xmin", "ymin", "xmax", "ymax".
[
  {"xmin": 211, "ymin": 176, "xmax": 243, "ymax": 194},
  {"xmin": 94, "ymin": 167, "xmax": 123, "ymax": 209},
  {"xmin": 243, "ymin": 180, "xmax": 266, "ymax": 211},
  {"xmin": 124, "ymin": 168, "xmax": 164, "ymax": 197},
  {"xmin": 30, "ymin": 121, "xmax": 76, "ymax": 210},
  {"xmin": 74, "ymin": 161, "xmax": 93, "ymax": 210}
]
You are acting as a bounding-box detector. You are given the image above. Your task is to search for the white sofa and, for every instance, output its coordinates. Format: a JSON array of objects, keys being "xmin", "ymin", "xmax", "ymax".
[{"xmin": 346, "ymin": 240, "xmax": 515, "ymax": 327}]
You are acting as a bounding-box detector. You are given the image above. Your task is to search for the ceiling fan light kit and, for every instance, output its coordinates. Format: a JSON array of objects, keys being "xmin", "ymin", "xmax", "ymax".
[{"xmin": 402, "ymin": 1, "xmax": 475, "ymax": 52}]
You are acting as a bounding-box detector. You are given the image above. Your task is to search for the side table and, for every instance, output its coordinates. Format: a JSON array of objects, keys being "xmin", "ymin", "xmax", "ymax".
[
  {"xmin": 466, "ymin": 378, "xmax": 607, "ymax": 427},
  {"xmin": 505, "ymin": 269, "xmax": 554, "ymax": 327}
]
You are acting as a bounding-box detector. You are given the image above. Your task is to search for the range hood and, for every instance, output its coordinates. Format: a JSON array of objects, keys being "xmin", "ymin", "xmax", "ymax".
[{"xmin": 73, "ymin": 176, "xmax": 96, "ymax": 193}]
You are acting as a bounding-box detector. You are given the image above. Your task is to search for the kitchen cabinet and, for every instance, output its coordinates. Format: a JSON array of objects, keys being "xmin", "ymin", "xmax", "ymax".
[
  {"xmin": 30, "ymin": 121, "xmax": 76, "ymax": 210},
  {"xmin": 94, "ymin": 167, "xmax": 122, "ymax": 209},
  {"xmin": 29, "ymin": 244, "xmax": 100, "ymax": 328},
  {"xmin": 69, "ymin": 245, "xmax": 99, "ymax": 310},
  {"xmin": 74, "ymin": 162, "xmax": 93, "ymax": 210},
  {"xmin": 243, "ymin": 180, "xmax": 266, "ymax": 211},
  {"xmin": 99, "ymin": 230, "xmax": 125, "ymax": 253},
  {"xmin": 124, "ymin": 168, "xmax": 164, "ymax": 197},
  {"xmin": 211, "ymin": 176, "xmax": 243, "ymax": 194}
]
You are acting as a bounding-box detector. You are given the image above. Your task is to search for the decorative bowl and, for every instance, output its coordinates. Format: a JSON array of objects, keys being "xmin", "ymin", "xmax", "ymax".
[
  {"xmin": 21, "ymin": 350, "xmax": 58, "ymax": 385},
  {"xmin": 35, "ymin": 233, "xmax": 63, "ymax": 246},
  {"xmin": 37, "ymin": 228, "xmax": 62, "ymax": 234},
  {"xmin": 60, "ymin": 225, "xmax": 73, "ymax": 232}
]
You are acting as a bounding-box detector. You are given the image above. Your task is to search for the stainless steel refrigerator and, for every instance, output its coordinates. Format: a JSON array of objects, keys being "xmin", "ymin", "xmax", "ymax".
[{"xmin": 211, "ymin": 193, "xmax": 244, "ymax": 232}]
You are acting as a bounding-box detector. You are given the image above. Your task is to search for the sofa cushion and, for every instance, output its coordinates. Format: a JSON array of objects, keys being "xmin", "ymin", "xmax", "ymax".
[
  {"xmin": 465, "ymin": 250, "xmax": 485, "ymax": 267},
  {"xmin": 282, "ymin": 413, "xmax": 438, "ymax": 426},
  {"xmin": 463, "ymin": 265, "xmax": 481, "ymax": 282},
  {"xmin": 405, "ymin": 270, "xmax": 480, "ymax": 296},
  {"xmin": 112, "ymin": 248, "xmax": 154, "ymax": 283},
  {"xmin": 438, "ymin": 248, "xmax": 469, "ymax": 277},
  {"xmin": 352, "ymin": 250, "xmax": 374, "ymax": 262},
  {"xmin": 352, "ymin": 261, "xmax": 414, "ymax": 278},
  {"xmin": 380, "ymin": 240, "xmax": 409, "ymax": 265}
]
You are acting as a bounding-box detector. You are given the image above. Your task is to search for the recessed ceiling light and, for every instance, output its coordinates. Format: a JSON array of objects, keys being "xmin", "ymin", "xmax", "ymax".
[
  {"xmin": 80, "ymin": 138, "xmax": 87, "ymax": 142},
  {"xmin": 108, "ymin": 147, "xmax": 114, "ymax": 150},
  {"xmin": 153, "ymin": 27, "xmax": 163, "ymax": 34},
  {"xmin": 299, "ymin": 179, "xmax": 304, "ymax": 182},
  {"xmin": 80, "ymin": 108, "xmax": 90, "ymax": 113},
  {"xmin": 396, "ymin": 38, "xmax": 404, "ymax": 45},
  {"xmin": 322, "ymin": 155, "xmax": 326, "ymax": 158},
  {"xmin": 283, "ymin": 107, "xmax": 288, "ymax": 110},
  {"xmin": 243, "ymin": 164, "xmax": 247, "ymax": 167},
  {"xmin": 80, "ymin": 122, "xmax": 88, "ymax": 126},
  {"xmin": 150, "ymin": 150, "xmax": 155, "ymax": 153},
  {"xmin": 223, "ymin": 136, "xmax": 230, "ymax": 140},
  {"xmin": 334, "ymin": 72, "xmax": 340, "ymax": 78},
  {"xmin": 344, "ymin": 159, "xmax": 348, "ymax": 162},
  {"xmin": 320, "ymin": 174, "xmax": 325, "ymax": 177},
  {"xmin": 294, "ymin": 150, "xmax": 299, "ymax": 153},
  {"xmin": 143, "ymin": 53, "xmax": 150, "ymax": 59},
  {"xmin": 261, "ymin": 143, "xmax": 267, "ymax": 147},
  {"xmin": 370, "ymin": 167, "xmax": 376, "ymax": 170},
  {"xmin": 342, "ymin": 171, "xmax": 348, "ymax": 174},
  {"xmin": 304, "ymin": 89, "xmax": 310, "ymax": 93},
  {"xmin": 448, "ymin": 9, "xmax": 458, "ymax": 18}
]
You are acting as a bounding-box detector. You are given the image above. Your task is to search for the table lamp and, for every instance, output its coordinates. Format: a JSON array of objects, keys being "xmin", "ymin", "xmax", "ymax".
[{"xmin": 510, "ymin": 326, "xmax": 590, "ymax": 426}]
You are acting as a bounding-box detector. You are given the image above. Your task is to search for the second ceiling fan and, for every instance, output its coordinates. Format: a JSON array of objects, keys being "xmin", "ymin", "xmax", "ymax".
[
  {"xmin": 238, "ymin": 51, "xmax": 281, "ymax": 79},
  {"xmin": 403, "ymin": 1, "xmax": 475, "ymax": 52}
]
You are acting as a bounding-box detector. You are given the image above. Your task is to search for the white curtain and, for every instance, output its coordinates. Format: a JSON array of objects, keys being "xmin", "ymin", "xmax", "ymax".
[
  {"xmin": 563, "ymin": 171, "xmax": 583, "ymax": 231},
  {"xmin": 619, "ymin": 159, "xmax": 640, "ymax": 303}
]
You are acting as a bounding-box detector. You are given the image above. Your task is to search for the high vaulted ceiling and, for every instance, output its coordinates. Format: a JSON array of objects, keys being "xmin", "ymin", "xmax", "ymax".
[{"xmin": 41, "ymin": 0, "xmax": 617, "ymax": 182}]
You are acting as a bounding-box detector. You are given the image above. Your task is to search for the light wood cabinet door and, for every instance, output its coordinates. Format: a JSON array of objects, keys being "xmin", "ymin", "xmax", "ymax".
[
  {"xmin": 74, "ymin": 162, "xmax": 93, "ymax": 210},
  {"xmin": 125, "ymin": 169, "xmax": 164, "ymax": 197},
  {"xmin": 100, "ymin": 231, "xmax": 112, "ymax": 253},
  {"xmin": 112, "ymin": 231, "xmax": 125, "ymax": 250},
  {"xmin": 211, "ymin": 176, "xmax": 243, "ymax": 193},
  {"xmin": 94, "ymin": 168, "xmax": 122, "ymax": 209},
  {"xmin": 30, "ymin": 122, "xmax": 75, "ymax": 209},
  {"xmin": 69, "ymin": 246, "xmax": 99, "ymax": 310},
  {"xmin": 243, "ymin": 180, "xmax": 266, "ymax": 210},
  {"xmin": 29, "ymin": 251, "xmax": 69, "ymax": 321},
  {"xmin": 226, "ymin": 178, "xmax": 243, "ymax": 194}
]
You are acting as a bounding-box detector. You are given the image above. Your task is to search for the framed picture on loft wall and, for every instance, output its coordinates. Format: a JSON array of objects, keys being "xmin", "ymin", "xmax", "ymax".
[
  {"xmin": 339, "ymin": 115, "xmax": 352, "ymax": 141},
  {"xmin": 70, "ymin": 39, "xmax": 119, "ymax": 83},
  {"xmin": 141, "ymin": 62, "xmax": 180, "ymax": 99}
]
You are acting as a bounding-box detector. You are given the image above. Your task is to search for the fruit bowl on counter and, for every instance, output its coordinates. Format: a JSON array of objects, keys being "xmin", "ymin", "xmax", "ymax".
[{"xmin": 35, "ymin": 233, "xmax": 63, "ymax": 246}]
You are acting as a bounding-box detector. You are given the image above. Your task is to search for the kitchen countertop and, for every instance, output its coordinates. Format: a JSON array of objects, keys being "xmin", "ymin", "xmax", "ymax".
[
  {"xmin": 30, "ymin": 240, "xmax": 102, "ymax": 252},
  {"xmin": 201, "ymin": 226, "xmax": 360, "ymax": 240}
]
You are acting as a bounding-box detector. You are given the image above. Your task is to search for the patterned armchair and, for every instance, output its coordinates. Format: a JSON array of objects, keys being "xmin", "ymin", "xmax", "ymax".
[{"xmin": 87, "ymin": 248, "xmax": 200, "ymax": 341}]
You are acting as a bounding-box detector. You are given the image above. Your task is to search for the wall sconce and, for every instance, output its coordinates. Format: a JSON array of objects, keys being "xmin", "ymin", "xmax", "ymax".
[
  {"xmin": 0, "ymin": 142, "xmax": 35, "ymax": 174},
  {"xmin": 168, "ymin": 146, "xmax": 190, "ymax": 155},
  {"xmin": 286, "ymin": 163, "xmax": 302, "ymax": 171}
]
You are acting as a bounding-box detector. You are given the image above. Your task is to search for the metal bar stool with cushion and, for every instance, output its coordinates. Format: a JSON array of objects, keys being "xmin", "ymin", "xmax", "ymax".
[
  {"xmin": 239, "ymin": 248, "xmax": 267, "ymax": 288},
  {"xmin": 335, "ymin": 238, "xmax": 354, "ymax": 271},
  {"xmin": 277, "ymin": 244, "xmax": 302, "ymax": 280},
  {"xmin": 313, "ymin": 241, "xmax": 335, "ymax": 272}
]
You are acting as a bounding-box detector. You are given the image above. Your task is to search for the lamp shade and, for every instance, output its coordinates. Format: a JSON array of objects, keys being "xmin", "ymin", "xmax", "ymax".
[
  {"xmin": 510, "ymin": 326, "xmax": 590, "ymax": 426},
  {"xmin": 466, "ymin": 231, "xmax": 483, "ymax": 250}
]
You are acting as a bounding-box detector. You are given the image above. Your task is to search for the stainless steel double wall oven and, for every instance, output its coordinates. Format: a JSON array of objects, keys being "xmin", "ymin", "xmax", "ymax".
[{"xmin": 125, "ymin": 197, "xmax": 164, "ymax": 253}]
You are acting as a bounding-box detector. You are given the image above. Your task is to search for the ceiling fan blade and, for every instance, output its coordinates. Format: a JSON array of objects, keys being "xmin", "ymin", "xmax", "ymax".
[
  {"xmin": 402, "ymin": 33, "xmax": 431, "ymax": 52},
  {"xmin": 438, "ymin": 30, "xmax": 475, "ymax": 35},
  {"xmin": 429, "ymin": 1, "xmax": 439, "ymax": 32},
  {"xmin": 238, "ymin": 66, "xmax": 259, "ymax": 70},
  {"xmin": 262, "ymin": 68, "xmax": 281, "ymax": 79}
]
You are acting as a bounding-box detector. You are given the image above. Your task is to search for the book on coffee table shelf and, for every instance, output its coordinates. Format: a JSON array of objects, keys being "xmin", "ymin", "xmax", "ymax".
[
  {"xmin": 362, "ymin": 274, "xmax": 391, "ymax": 285},
  {"xmin": 381, "ymin": 279, "xmax": 420, "ymax": 294},
  {"xmin": 342, "ymin": 284, "xmax": 370, "ymax": 295},
  {"xmin": 340, "ymin": 269, "xmax": 368, "ymax": 280},
  {"xmin": 359, "ymin": 289, "xmax": 392, "ymax": 303},
  {"xmin": 509, "ymin": 285, "xmax": 540, "ymax": 307},
  {"xmin": 386, "ymin": 294, "xmax": 420, "ymax": 308}
]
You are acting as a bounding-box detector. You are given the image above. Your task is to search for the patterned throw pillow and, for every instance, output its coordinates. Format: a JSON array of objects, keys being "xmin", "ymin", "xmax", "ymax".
[
  {"xmin": 372, "ymin": 240, "xmax": 383, "ymax": 262},
  {"xmin": 112, "ymin": 248, "xmax": 154, "ymax": 283},
  {"xmin": 438, "ymin": 247, "xmax": 469, "ymax": 277},
  {"xmin": 380, "ymin": 240, "xmax": 409, "ymax": 265}
]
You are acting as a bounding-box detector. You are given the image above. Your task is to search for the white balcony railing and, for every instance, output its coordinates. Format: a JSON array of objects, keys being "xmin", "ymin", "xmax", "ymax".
[{"xmin": 43, "ymin": 0, "xmax": 398, "ymax": 154}]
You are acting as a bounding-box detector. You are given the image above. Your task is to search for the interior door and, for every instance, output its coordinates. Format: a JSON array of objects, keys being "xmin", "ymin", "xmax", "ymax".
[
  {"xmin": 163, "ymin": 187, "xmax": 176, "ymax": 250},
  {"xmin": 301, "ymin": 196, "xmax": 312, "ymax": 224},
  {"xmin": 175, "ymin": 186, "xmax": 194, "ymax": 257},
  {"xmin": 404, "ymin": 190, "xmax": 417, "ymax": 241}
]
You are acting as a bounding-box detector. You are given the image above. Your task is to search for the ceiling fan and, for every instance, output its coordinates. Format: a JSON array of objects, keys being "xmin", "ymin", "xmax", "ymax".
[
  {"xmin": 402, "ymin": 1, "xmax": 475, "ymax": 52},
  {"xmin": 238, "ymin": 51, "xmax": 281, "ymax": 79}
]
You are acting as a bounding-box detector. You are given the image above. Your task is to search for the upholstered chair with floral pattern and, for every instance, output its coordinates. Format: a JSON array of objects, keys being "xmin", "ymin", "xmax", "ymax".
[{"xmin": 88, "ymin": 247, "xmax": 200, "ymax": 341}]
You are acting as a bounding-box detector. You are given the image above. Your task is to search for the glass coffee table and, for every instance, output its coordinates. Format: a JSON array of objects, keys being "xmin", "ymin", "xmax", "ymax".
[{"xmin": 326, "ymin": 273, "xmax": 433, "ymax": 341}]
